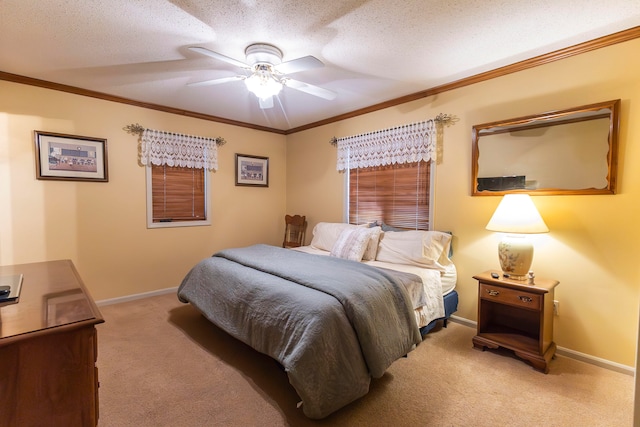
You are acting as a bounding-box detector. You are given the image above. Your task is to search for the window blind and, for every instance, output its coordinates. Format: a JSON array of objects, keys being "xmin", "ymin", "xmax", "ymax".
[
  {"xmin": 349, "ymin": 161, "xmax": 431, "ymax": 230},
  {"xmin": 151, "ymin": 165, "xmax": 205, "ymax": 222}
]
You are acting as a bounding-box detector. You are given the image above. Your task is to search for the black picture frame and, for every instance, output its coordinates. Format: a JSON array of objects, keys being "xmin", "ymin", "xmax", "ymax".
[
  {"xmin": 34, "ymin": 130, "xmax": 108, "ymax": 182},
  {"xmin": 235, "ymin": 153, "xmax": 269, "ymax": 187}
]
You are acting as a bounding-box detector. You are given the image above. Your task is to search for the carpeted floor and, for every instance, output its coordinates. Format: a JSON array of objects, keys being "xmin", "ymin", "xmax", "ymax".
[{"xmin": 96, "ymin": 292, "xmax": 633, "ymax": 426}]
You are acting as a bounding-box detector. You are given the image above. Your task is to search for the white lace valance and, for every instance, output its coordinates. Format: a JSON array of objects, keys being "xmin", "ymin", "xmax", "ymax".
[
  {"xmin": 140, "ymin": 128, "xmax": 219, "ymax": 171},
  {"xmin": 335, "ymin": 120, "xmax": 436, "ymax": 171}
]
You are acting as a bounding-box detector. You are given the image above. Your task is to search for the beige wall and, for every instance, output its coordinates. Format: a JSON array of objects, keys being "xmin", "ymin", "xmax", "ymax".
[
  {"xmin": 0, "ymin": 81, "xmax": 287, "ymax": 301},
  {"xmin": 287, "ymin": 38, "xmax": 640, "ymax": 367},
  {"xmin": 2, "ymin": 37, "xmax": 639, "ymax": 367}
]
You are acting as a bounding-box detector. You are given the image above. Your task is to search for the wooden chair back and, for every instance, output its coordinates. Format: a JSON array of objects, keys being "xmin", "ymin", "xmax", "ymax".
[{"xmin": 283, "ymin": 215, "xmax": 307, "ymax": 248}]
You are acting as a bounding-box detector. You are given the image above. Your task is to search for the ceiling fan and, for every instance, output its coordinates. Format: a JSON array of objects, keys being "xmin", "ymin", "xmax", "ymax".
[{"xmin": 188, "ymin": 43, "xmax": 337, "ymax": 109}]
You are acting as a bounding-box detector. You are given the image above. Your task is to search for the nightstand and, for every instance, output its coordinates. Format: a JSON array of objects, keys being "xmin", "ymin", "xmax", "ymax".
[{"xmin": 472, "ymin": 270, "xmax": 559, "ymax": 373}]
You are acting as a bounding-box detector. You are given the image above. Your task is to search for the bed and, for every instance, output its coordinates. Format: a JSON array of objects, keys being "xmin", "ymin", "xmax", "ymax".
[{"xmin": 177, "ymin": 223, "xmax": 457, "ymax": 419}]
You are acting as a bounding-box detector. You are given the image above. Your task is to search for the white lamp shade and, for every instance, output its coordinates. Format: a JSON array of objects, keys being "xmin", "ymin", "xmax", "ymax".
[
  {"xmin": 486, "ymin": 194, "xmax": 548, "ymax": 281},
  {"xmin": 486, "ymin": 194, "xmax": 549, "ymax": 234}
]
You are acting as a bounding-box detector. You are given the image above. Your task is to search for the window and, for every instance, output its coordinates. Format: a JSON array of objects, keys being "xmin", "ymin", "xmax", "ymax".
[
  {"xmin": 348, "ymin": 161, "xmax": 433, "ymax": 230},
  {"xmin": 146, "ymin": 164, "xmax": 210, "ymax": 228}
]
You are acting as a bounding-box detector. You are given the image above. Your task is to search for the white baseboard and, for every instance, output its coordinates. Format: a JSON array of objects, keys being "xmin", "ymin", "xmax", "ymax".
[
  {"xmin": 448, "ymin": 315, "xmax": 635, "ymax": 376},
  {"xmin": 449, "ymin": 314, "xmax": 476, "ymax": 329},
  {"xmin": 555, "ymin": 346, "xmax": 634, "ymax": 376},
  {"xmin": 96, "ymin": 286, "xmax": 178, "ymax": 307}
]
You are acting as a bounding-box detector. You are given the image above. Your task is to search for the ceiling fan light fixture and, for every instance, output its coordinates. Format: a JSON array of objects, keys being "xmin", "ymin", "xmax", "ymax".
[
  {"xmin": 189, "ymin": 43, "xmax": 334, "ymax": 105},
  {"xmin": 244, "ymin": 65, "xmax": 283, "ymax": 99},
  {"xmin": 245, "ymin": 43, "xmax": 283, "ymax": 66}
]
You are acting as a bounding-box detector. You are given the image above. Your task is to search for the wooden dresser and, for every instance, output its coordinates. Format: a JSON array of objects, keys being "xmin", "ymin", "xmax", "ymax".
[{"xmin": 0, "ymin": 260, "xmax": 104, "ymax": 427}]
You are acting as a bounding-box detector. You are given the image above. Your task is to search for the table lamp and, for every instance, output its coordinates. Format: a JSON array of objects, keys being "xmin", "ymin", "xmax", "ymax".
[{"xmin": 485, "ymin": 194, "xmax": 549, "ymax": 280}]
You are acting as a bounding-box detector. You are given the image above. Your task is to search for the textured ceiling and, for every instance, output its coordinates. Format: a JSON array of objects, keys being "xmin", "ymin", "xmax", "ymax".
[{"xmin": 1, "ymin": 1, "xmax": 639, "ymax": 132}]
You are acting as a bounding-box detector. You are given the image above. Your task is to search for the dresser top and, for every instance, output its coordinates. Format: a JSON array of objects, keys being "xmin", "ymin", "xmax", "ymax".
[{"xmin": 0, "ymin": 259, "xmax": 103, "ymax": 343}]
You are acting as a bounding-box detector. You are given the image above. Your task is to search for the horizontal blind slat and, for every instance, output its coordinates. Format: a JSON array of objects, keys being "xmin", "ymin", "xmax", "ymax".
[
  {"xmin": 151, "ymin": 165, "xmax": 206, "ymax": 222},
  {"xmin": 349, "ymin": 161, "xmax": 430, "ymax": 230}
]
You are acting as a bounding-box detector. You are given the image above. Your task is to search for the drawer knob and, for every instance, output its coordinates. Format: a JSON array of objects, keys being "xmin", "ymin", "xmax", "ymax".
[
  {"xmin": 486, "ymin": 289, "xmax": 500, "ymax": 297},
  {"xmin": 518, "ymin": 296, "xmax": 533, "ymax": 303}
]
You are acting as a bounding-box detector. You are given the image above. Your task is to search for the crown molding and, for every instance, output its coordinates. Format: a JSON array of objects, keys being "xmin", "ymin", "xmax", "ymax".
[{"xmin": 2, "ymin": 26, "xmax": 638, "ymax": 136}]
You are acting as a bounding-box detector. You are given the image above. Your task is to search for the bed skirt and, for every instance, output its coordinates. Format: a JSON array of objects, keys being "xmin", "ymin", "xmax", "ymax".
[{"xmin": 420, "ymin": 290, "xmax": 458, "ymax": 335}]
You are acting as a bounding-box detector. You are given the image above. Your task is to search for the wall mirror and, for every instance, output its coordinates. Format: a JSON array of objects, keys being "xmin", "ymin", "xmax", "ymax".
[{"xmin": 471, "ymin": 99, "xmax": 620, "ymax": 196}]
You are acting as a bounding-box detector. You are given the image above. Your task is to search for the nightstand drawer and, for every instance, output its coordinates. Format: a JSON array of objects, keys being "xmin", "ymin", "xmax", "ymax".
[{"xmin": 479, "ymin": 283, "xmax": 541, "ymax": 310}]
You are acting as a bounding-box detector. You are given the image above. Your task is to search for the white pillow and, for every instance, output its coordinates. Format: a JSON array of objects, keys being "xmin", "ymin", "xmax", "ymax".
[
  {"xmin": 310, "ymin": 222, "xmax": 359, "ymax": 252},
  {"xmin": 330, "ymin": 227, "xmax": 371, "ymax": 261},
  {"xmin": 361, "ymin": 226, "xmax": 382, "ymax": 261},
  {"xmin": 375, "ymin": 230, "xmax": 452, "ymax": 270}
]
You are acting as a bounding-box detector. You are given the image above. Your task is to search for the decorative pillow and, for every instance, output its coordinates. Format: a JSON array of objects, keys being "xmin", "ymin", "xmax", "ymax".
[
  {"xmin": 330, "ymin": 227, "xmax": 372, "ymax": 261},
  {"xmin": 375, "ymin": 230, "xmax": 453, "ymax": 270},
  {"xmin": 361, "ymin": 226, "xmax": 382, "ymax": 261},
  {"xmin": 310, "ymin": 222, "xmax": 359, "ymax": 252}
]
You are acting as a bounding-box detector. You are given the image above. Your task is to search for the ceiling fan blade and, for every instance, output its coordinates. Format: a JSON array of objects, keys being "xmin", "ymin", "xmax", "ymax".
[
  {"xmin": 274, "ymin": 56, "xmax": 324, "ymax": 75},
  {"xmin": 284, "ymin": 79, "xmax": 337, "ymax": 100},
  {"xmin": 189, "ymin": 46, "xmax": 250, "ymax": 70},
  {"xmin": 258, "ymin": 96, "xmax": 274, "ymax": 109},
  {"xmin": 187, "ymin": 75, "xmax": 244, "ymax": 87}
]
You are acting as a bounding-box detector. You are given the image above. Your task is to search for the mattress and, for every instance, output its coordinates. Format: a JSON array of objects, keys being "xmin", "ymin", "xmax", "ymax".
[
  {"xmin": 292, "ymin": 245, "xmax": 457, "ymax": 328},
  {"xmin": 292, "ymin": 245, "xmax": 456, "ymax": 293}
]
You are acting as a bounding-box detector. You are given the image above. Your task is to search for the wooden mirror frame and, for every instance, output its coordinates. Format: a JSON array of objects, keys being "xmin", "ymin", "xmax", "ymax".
[{"xmin": 471, "ymin": 99, "xmax": 620, "ymax": 196}]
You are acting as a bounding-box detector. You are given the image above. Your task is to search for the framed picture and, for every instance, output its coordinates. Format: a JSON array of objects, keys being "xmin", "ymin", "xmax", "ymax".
[
  {"xmin": 34, "ymin": 131, "xmax": 108, "ymax": 182},
  {"xmin": 235, "ymin": 153, "xmax": 269, "ymax": 187}
]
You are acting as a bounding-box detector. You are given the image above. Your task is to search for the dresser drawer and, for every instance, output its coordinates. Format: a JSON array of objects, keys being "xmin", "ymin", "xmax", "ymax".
[{"xmin": 479, "ymin": 283, "xmax": 541, "ymax": 310}]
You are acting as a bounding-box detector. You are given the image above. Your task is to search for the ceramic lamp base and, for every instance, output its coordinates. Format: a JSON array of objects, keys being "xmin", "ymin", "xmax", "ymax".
[{"xmin": 498, "ymin": 234, "xmax": 533, "ymax": 281}]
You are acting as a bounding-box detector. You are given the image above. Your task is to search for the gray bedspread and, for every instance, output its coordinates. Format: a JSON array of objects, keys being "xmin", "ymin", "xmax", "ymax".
[{"xmin": 177, "ymin": 244, "xmax": 423, "ymax": 419}]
